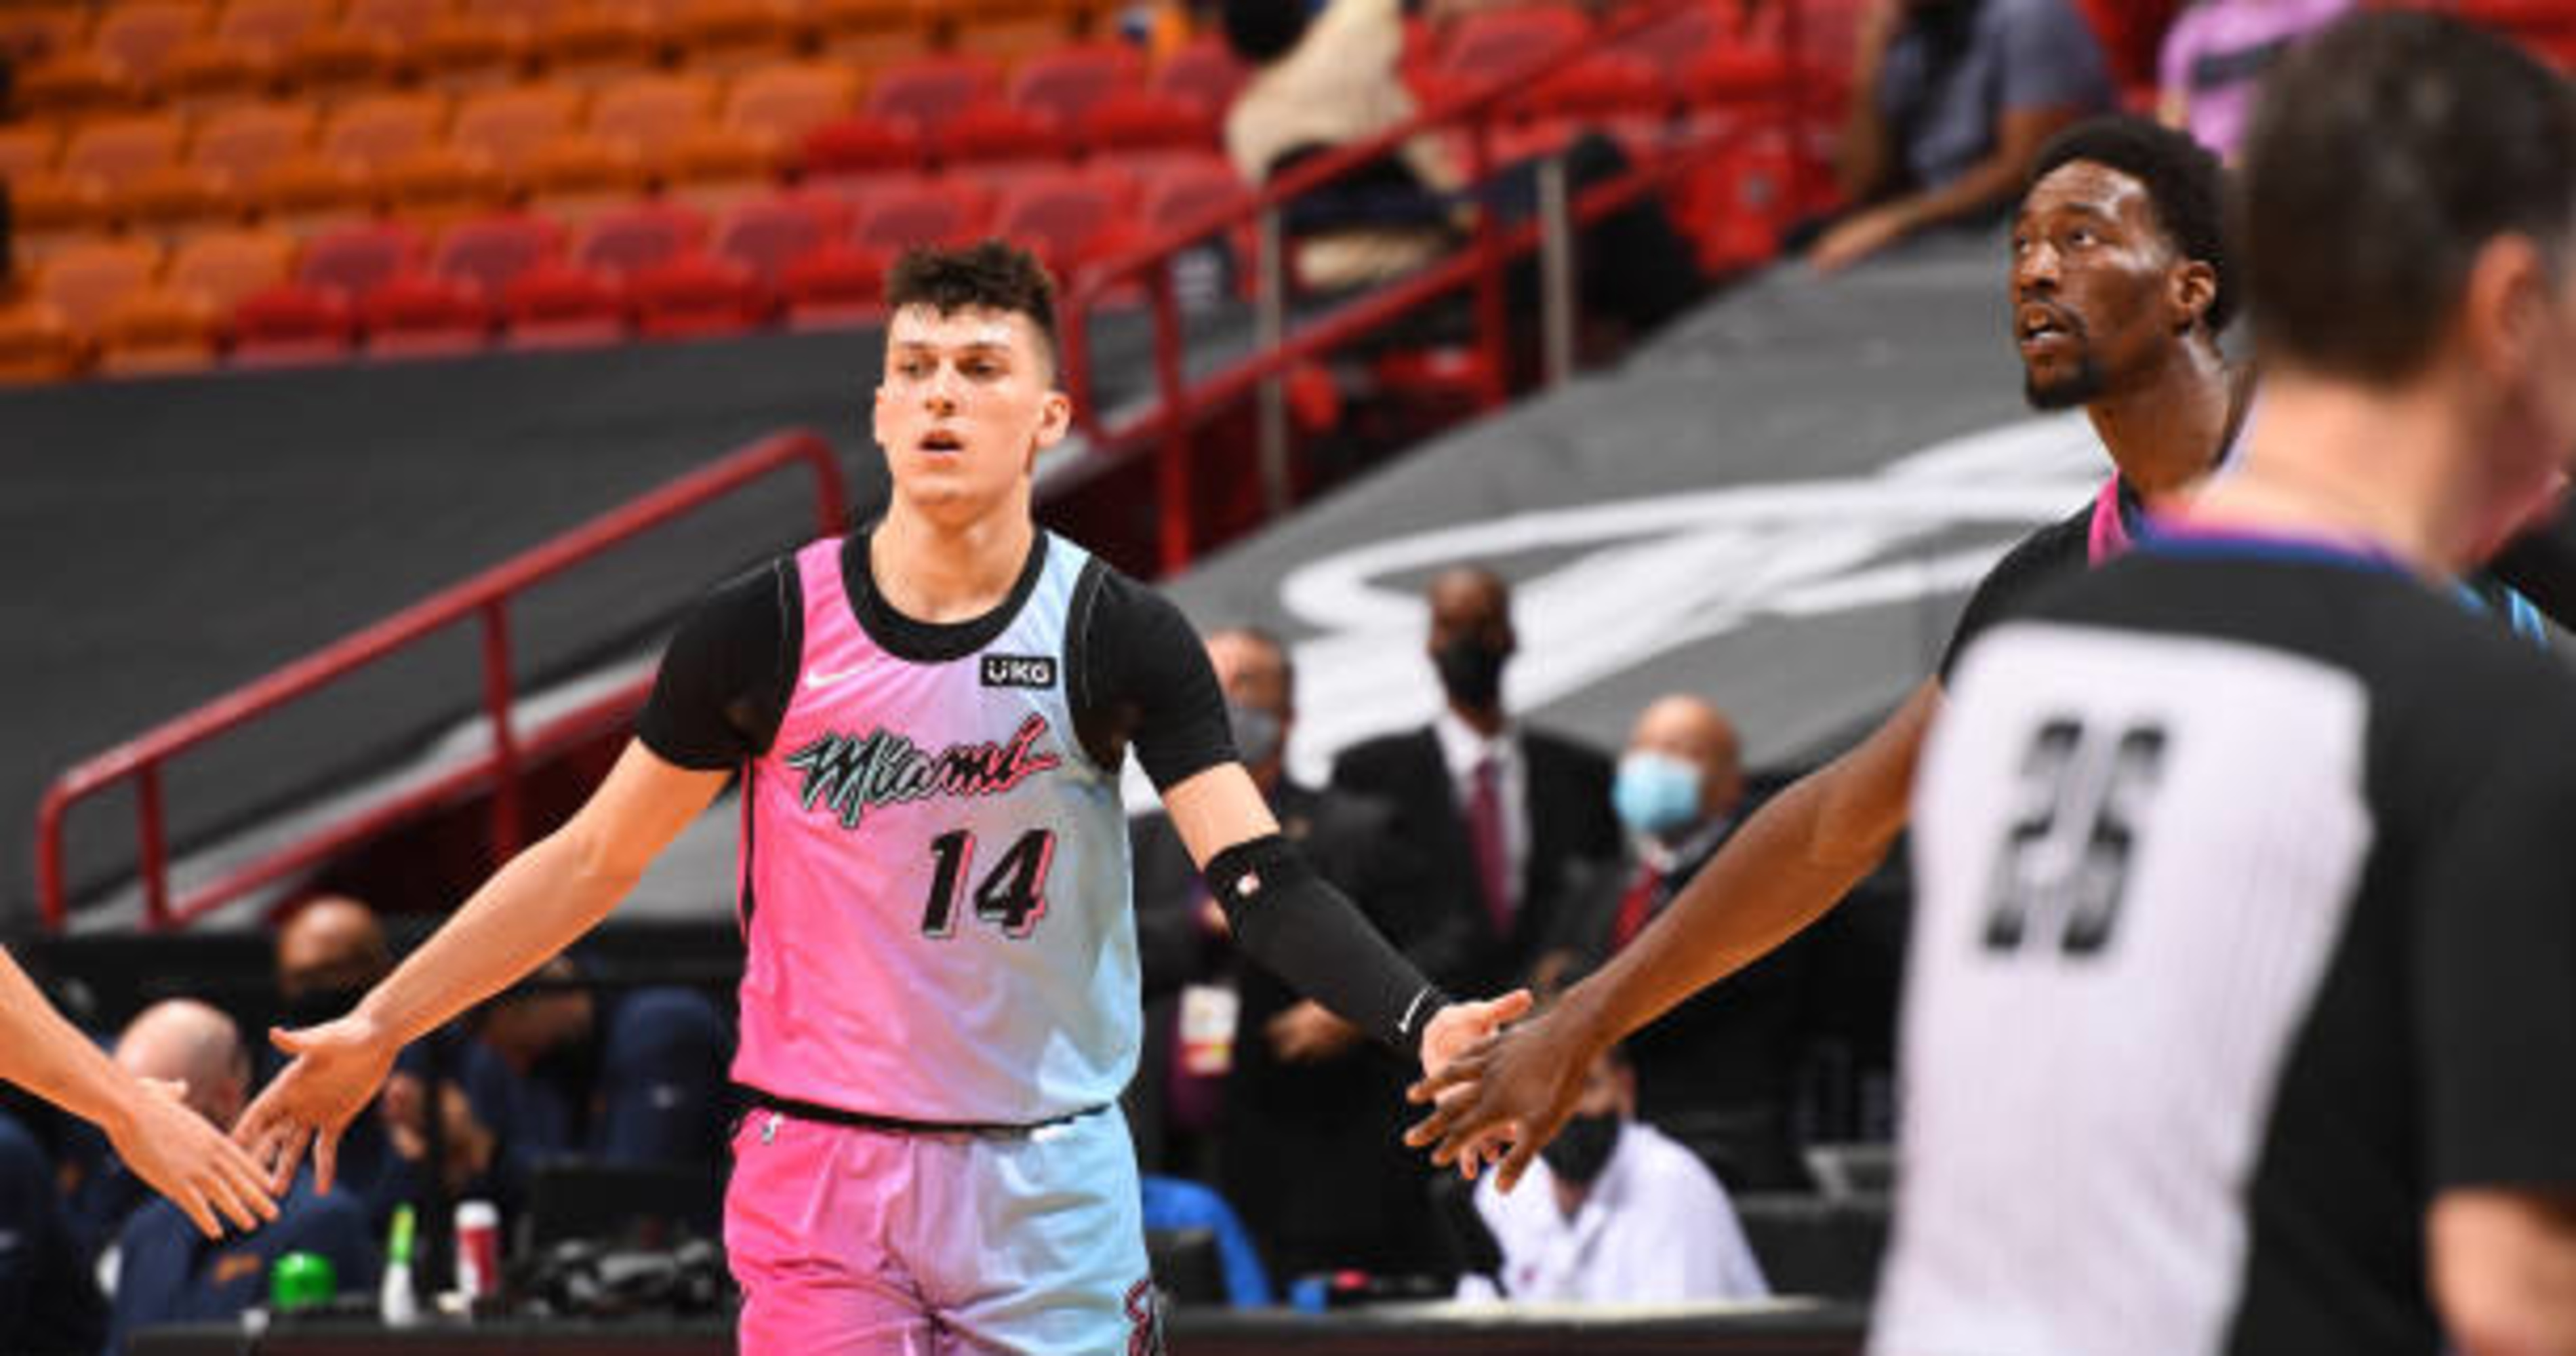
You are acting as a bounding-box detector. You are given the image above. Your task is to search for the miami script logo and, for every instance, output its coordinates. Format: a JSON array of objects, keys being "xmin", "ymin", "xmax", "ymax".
[{"xmin": 784, "ymin": 714, "xmax": 1062, "ymax": 829}]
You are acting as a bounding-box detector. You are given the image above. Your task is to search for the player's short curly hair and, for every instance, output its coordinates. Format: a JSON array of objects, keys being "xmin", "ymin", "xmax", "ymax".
[
  {"xmin": 2029, "ymin": 116, "xmax": 2237, "ymax": 334},
  {"xmin": 885, "ymin": 239, "xmax": 1062, "ymax": 369}
]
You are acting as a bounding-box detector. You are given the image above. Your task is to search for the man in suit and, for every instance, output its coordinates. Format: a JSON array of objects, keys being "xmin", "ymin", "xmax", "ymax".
[
  {"xmin": 1132, "ymin": 627, "xmax": 1464, "ymax": 1283},
  {"xmin": 1331, "ymin": 567, "xmax": 1620, "ymax": 996},
  {"xmin": 1540, "ymin": 695, "xmax": 1817, "ymax": 1190}
]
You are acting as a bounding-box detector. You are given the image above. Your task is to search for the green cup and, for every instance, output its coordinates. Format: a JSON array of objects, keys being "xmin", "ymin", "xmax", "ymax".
[{"xmin": 270, "ymin": 1250, "xmax": 337, "ymax": 1313}]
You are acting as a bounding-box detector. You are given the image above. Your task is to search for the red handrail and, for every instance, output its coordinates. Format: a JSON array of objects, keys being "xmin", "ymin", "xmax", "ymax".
[
  {"xmin": 35, "ymin": 430, "xmax": 849, "ymax": 932},
  {"xmin": 1060, "ymin": 0, "xmax": 1828, "ymax": 571}
]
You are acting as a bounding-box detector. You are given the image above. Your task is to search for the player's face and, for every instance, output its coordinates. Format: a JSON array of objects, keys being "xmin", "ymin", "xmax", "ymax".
[
  {"xmin": 2011, "ymin": 162, "xmax": 2210, "ymax": 410},
  {"xmin": 873, "ymin": 305, "xmax": 1071, "ymax": 522}
]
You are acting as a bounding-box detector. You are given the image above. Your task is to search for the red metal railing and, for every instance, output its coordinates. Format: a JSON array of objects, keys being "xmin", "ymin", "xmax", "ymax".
[
  {"xmin": 1058, "ymin": 0, "xmax": 1832, "ymax": 572},
  {"xmin": 35, "ymin": 430, "xmax": 848, "ymax": 932}
]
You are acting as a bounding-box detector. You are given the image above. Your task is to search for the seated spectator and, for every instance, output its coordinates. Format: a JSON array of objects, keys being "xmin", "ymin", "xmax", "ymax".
[
  {"xmin": 1221, "ymin": 0, "xmax": 1467, "ymax": 290},
  {"xmin": 1813, "ymin": 0, "xmax": 2116, "ymax": 273},
  {"xmin": 2156, "ymin": 0, "xmax": 2351, "ymax": 158},
  {"xmin": 0, "ymin": 1104, "xmax": 106, "ymax": 1355},
  {"xmin": 105, "ymin": 1001, "xmax": 377, "ymax": 1356},
  {"xmin": 1468, "ymin": 1041, "xmax": 1769, "ymax": 1304},
  {"xmin": 1537, "ymin": 694, "xmax": 1819, "ymax": 1190}
]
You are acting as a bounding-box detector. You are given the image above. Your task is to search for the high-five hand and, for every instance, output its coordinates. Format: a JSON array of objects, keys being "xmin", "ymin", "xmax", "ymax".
[
  {"xmin": 1405, "ymin": 999, "xmax": 1598, "ymax": 1194},
  {"xmin": 110, "ymin": 1077, "xmax": 279, "ymax": 1239},
  {"xmin": 233, "ymin": 1012, "xmax": 400, "ymax": 1196}
]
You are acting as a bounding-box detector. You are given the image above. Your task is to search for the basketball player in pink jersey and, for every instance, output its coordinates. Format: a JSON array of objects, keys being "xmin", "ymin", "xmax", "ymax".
[{"xmin": 233, "ymin": 241, "xmax": 1529, "ymax": 1354}]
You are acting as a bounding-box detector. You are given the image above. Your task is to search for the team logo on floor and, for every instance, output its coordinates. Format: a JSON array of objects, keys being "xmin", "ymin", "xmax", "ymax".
[{"xmin": 784, "ymin": 713, "xmax": 1061, "ymax": 829}]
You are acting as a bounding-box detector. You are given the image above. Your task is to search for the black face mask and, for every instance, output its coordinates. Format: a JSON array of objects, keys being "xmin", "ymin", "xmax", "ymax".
[
  {"xmin": 280, "ymin": 984, "xmax": 370, "ymax": 1031},
  {"xmin": 530, "ymin": 1033, "xmax": 600, "ymax": 1094},
  {"xmin": 1434, "ymin": 638, "xmax": 1508, "ymax": 709},
  {"xmin": 1540, "ymin": 1111, "xmax": 1622, "ymax": 1186}
]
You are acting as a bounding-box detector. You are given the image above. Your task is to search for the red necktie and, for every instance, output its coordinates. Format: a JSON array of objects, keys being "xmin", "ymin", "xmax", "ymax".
[
  {"xmin": 1610, "ymin": 861, "xmax": 1664, "ymax": 953},
  {"xmin": 1468, "ymin": 755, "xmax": 1512, "ymax": 932}
]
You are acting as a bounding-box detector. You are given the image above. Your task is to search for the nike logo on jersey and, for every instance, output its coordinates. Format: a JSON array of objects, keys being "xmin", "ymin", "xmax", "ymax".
[
  {"xmin": 803, "ymin": 662, "xmax": 870, "ymax": 691},
  {"xmin": 784, "ymin": 714, "xmax": 1063, "ymax": 830}
]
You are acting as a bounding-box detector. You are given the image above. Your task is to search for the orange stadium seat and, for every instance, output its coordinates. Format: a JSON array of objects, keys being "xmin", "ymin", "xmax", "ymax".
[
  {"xmin": 534, "ymin": 4, "xmax": 660, "ymax": 88},
  {"xmin": 945, "ymin": 0, "xmax": 1079, "ymax": 62},
  {"xmin": 169, "ymin": 228, "xmax": 303, "ymax": 312},
  {"xmin": 118, "ymin": 164, "xmax": 243, "ymax": 244},
  {"xmin": 778, "ymin": 240, "xmax": 888, "ymax": 329},
  {"xmin": 14, "ymin": 51, "xmax": 142, "ymax": 118},
  {"xmin": 471, "ymin": 0, "xmax": 574, "ymax": 30},
  {"xmin": 711, "ymin": 191, "xmax": 851, "ymax": 286},
  {"xmin": 1079, "ymin": 89, "xmax": 1215, "ymax": 157},
  {"xmin": 630, "ymin": 250, "xmax": 767, "ymax": 336},
  {"xmin": 727, "ymin": 62, "xmax": 865, "ymax": 148},
  {"xmin": 162, "ymin": 0, "xmax": 333, "ymax": 108},
  {"xmin": 380, "ymin": 144, "xmax": 511, "ymax": 226},
  {"xmin": 502, "ymin": 260, "xmax": 629, "ymax": 346},
  {"xmin": 1150, "ymin": 35, "xmax": 1246, "ymax": 117},
  {"xmin": 324, "ymin": 93, "xmax": 454, "ymax": 165},
  {"xmin": 862, "ymin": 53, "xmax": 1003, "ymax": 128},
  {"xmin": 576, "ymin": 199, "xmax": 710, "ymax": 275},
  {"xmin": 228, "ymin": 281, "xmax": 359, "ymax": 363},
  {"xmin": 363, "ymin": 270, "xmax": 497, "ymax": 355},
  {"xmin": 346, "ymin": 0, "xmax": 460, "ymax": 45},
  {"xmin": 662, "ymin": 122, "xmax": 787, "ymax": 212},
  {"xmin": 669, "ymin": 0, "xmax": 799, "ymax": 75},
  {"xmin": 297, "ymin": 219, "xmax": 427, "ymax": 299},
  {"xmin": 0, "ymin": 125, "xmax": 64, "ymax": 184},
  {"xmin": 0, "ymin": 302, "xmax": 83, "ymax": 382},
  {"xmin": 806, "ymin": 0, "xmax": 931, "ymax": 69},
  {"xmin": 848, "ymin": 174, "xmax": 988, "ymax": 251},
  {"xmin": 521, "ymin": 134, "xmax": 649, "ymax": 218},
  {"xmin": 92, "ymin": 1, "xmax": 213, "ymax": 87},
  {"xmin": 188, "ymin": 102, "xmax": 319, "ymax": 215},
  {"xmin": 0, "ymin": 3, "xmax": 87, "ymax": 64},
  {"xmin": 1007, "ymin": 43, "xmax": 1142, "ymax": 128},
  {"xmin": 94, "ymin": 286, "xmax": 224, "ymax": 374},
  {"xmin": 6, "ymin": 175, "xmax": 111, "ymax": 265},
  {"xmin": 588, "ymin": 71, "xmax": 723, "ymax": 174},
  {"xmin": 432, "ymin": 211, "xmax": 566, "ymax": 298},
  {"xmin": 252, "ymin": 151, "xmax": 377, "ymax": 236},
  {"xmin": 453, "ymin": 83, "xmax": 590, "ymax": 179},
  {"xmin": 416, "ymin": 11, "xmax": 528, "ymax": 92},
  {"xmin": 38, "ymin": 239, "xmax": 166, "ymax": 334},
  {"xmin": 64, "ymin": 114, "xmax": 189, "ymax": 187},
  {"xmin": 286, "ymin": 0, "xmax": 450, "ymax": 91}
]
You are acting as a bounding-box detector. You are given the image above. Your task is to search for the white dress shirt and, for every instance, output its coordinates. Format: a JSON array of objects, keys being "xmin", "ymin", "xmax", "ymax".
[{"xmin": 1472, "ymin": 1120, "xmax": 1772, "ymax": 1304}]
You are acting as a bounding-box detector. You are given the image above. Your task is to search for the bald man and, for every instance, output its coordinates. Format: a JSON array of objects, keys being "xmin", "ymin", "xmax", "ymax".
[
  {"xmin": 1535, "ymin": 696, "xmax": 1822, "ymax": 1190},
  {"xmin": 1331, "ymin": 567, "xmax": 1620, "ymax": 998},
  {"xmin": 106, "ymin": 1001, "xmax": 377, "ymax": 1356},
  {"xmin": 275, "ymin": 897, "xmax": 393, "ymax": 1029}
]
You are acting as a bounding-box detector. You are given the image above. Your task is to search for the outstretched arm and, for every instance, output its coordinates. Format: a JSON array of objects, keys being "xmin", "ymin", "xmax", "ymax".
[
  {"xmin": 237, "ymin": 740, "xmax": 728, "ymax": 1191},
  {"xmin": 1160, "ymin": 764, "xmax": 1530, "ymax": 1074},
  {"xmin": 0, "ymin": 949, "xmax": 276, "ymax": 1237},
  {"xmin": 1407, "ymin": 678, "xmax": 1938, "ymax": 1189}
]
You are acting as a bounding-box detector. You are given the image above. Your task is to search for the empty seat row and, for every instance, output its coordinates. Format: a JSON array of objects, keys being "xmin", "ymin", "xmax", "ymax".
[{"xmin": 5, "ymin": 0, "xmax": 1162, "ymax": 115}]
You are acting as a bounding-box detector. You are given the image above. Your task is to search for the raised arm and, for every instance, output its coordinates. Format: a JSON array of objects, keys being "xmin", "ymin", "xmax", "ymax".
[
  {"xmin": 1407, "ymin": 677, "xmax": 1937, "ymax": 1189},
  {"xmin": 236, "ymin": 740, "xmax": 728, "ymax": 1191},
  {"xmin": 0, "ymin": 949, "xmax": 276, "ymax": 1237}
]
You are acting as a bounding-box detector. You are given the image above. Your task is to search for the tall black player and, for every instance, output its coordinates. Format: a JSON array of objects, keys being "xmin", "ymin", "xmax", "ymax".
[{"xmin": 1880, "ymin": 14, "xmax": 2576, "ymax": 1352}]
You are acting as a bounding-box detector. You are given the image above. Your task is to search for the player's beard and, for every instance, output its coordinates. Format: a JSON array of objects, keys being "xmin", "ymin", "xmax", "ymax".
[{"xmin": 2025, "ymin": 350, "xmax": 2107, "ymax": 411}]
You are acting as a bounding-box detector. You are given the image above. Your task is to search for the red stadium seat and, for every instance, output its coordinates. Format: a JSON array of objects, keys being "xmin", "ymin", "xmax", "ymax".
[
  {"xmin": 800, "ymin": 114, "xmax": 925, "ymax": 194},
  {"xmin": 1078, "ymin": 89, "xmax": 1216, "ymax": 157},
  {"xmin": 434, "ymin": 212, "xmax": 566, "ymax": 299},
  {"xmin": 502, "ymin": 260, "xmax": 630, "ymax": 347},
  {"xmin": 576, "ymin": 201, "xmax": 712, "ymax": 277},
  {"xmin": 298, "ymin": 220, "xmax": 428, "ymax": 300},
  {"xmin": 1149, "ymin": 35, "xmax": 1245, "ymax": 117},
  {"xmin": 1533, "ymin": 51, "xmax": 1672, "ymax": 120},
  {"xmin": 229, "ymin": 281, "xmax": 359, "ymax": 365},
  {"xmin": 1607, "ymin": 1, "xmax": 1725, "ymax": 75},
  {"xmin": 1436, "ymin": 5, "xmax": 1591, "ymax": 83},
  {"xmin": 630, "ymin": 251, "xmax": 768, "ymax": 337},
  {"xmin": 1007, "ymin": 42, "xmax": 1143, "ymax": 127},
  {"xmin": 779, "ymin": 241, "xmax": 889, "ymax": 330},
  {"xmin": 363, "ymin": 271, "xmax": 496, "ymax": 355},
  {"xmin": 848, "ymin": 176, "xmax": 990, "ymax": 252},
  {"xmin": 711, "ymin": 193, "xmax": 851, "ymax": 287},
  {"xmin": 990, "ymin": 171, "xmax": 1127, "ymax": 275},
  {"xmin": 937, "ymin": 100, "xmax": 1066, "ymax": 168},
  {"xmin": 1135, "ymin": 155, "xmax": 1250, "ymax": 237},
  {"xmin": 862, "ymin": 54, "xmax": 1003, "ymax": 129}
]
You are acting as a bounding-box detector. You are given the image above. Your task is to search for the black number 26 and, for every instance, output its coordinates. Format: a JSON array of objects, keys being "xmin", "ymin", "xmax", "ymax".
[
  {"xmin": 1983, "ymin": 715, "xmax": 2167, "ymax": 957},
  {"xmin": 921, "ymin": 829, "xmax": 1058, "ymax": 939}
]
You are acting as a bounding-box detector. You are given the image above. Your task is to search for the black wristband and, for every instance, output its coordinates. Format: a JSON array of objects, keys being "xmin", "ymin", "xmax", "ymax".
[{"xmin": 1204, "ymin": 833, "xmax": 1447, "ymax": 1058}]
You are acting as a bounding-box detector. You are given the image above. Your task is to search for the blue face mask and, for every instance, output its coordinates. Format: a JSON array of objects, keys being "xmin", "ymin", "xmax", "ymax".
[{"xmin": 1612, "ymin": 752, "xmax": 1702, "ymax": 840}]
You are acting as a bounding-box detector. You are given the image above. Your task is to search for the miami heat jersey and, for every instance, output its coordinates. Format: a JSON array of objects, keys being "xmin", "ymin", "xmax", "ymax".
[{"xmin": 729, "ymin": 532, "xmax": 1138, "ymax": 1125}]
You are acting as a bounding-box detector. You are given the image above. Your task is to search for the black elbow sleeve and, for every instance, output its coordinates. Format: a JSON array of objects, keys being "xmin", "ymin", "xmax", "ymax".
[{"xmin": 1203, "ymin": 833, "xmax": 1448, "ymax": 1058}]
